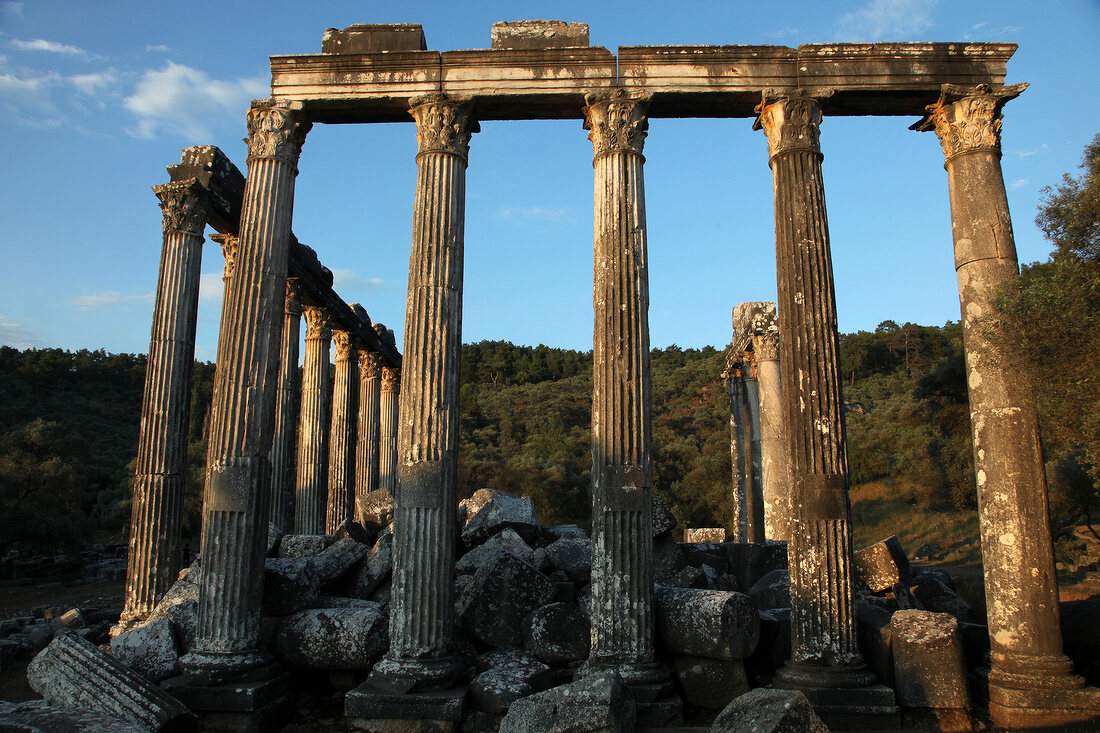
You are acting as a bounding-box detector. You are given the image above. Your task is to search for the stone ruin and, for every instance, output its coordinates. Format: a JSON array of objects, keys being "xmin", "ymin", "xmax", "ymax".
[{"xmin": 3, "ymin": 18, "xmax": 1100, "ymax": 733}]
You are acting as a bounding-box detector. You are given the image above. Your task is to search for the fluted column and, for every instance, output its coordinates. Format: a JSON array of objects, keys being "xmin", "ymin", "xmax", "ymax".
[
  {"xmin": 583, "ymin": 89, "xmax": 664, "ymax": 685},
  {"xmin": 355, "ymin": 350, "xmax": 382, "ymax": 519},
  {"xmin": 181, "ymin": 100, "xmax": 309, "ymax": 683},
  {"xmin": 369, "ymin": 94, "xmax": 475, "ymax": 693},
  {"xmin": 294, "ymin": 305, "xmax": 332, "ymax": 535},
  {"xmin": 325, "ymin": 330, "xmax": 358, "ymax": 533},
  {"xmin": 119, "ymin": 179, "xmax": 210, "ymax": 630},
  {"xmin": 269, "ymin": 278, "xmax": 302, "ymax": 532},
  {"xmin": 916, "ymin": 82, "xmax": 1100, "ymax": 728},
  {"xmin": 752, "ymin": 313, "xmax": 787, "ymax": 541},
  {"xmin": 378, "ymin": 365, "xmax": 400, "ymax": 494},
  {"xmin": 742, "ymin": 351, "xmax": 765, "ymax": 543},
  {"xmin": 726, "ymin": 362, "xmax": 749, "ymax": 543},
  {"xmin": 755, "ymin": 94, "xmax": 876, "ymax": 691}
]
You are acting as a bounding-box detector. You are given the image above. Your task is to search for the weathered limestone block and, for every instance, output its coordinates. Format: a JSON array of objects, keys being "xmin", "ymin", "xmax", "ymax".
[
  {"xmin": 684, "ymin": 528, "xmax": 727, "ymax": 543},
  {"xmin": 60, "ymin": 608, "xmax": 85, "ymax": 629},
  {"xmin": 359, "ymin": 488, "xmax": 395, "ymax": 527},
  {"xmin": 668, "ymin": 565, "xmax": 708, "ymax": 589},
  {"xmin": 334, "ymin": 517, "xmax": 377, "ymax": 546},
  {"xmin": 272, "ymin": 607, "xmax": 388, "ymax": 669},
  {"xmin": 855, "ymin": 535, "xmax": 912, "ymax": 593},
  {"xmin": 277, "ymin": 533, "xmax": 330, "ymax": 558},
  {"xmin": 710, "ymin": 688, "xmax": 828, "ymax": 733},
  {"xmin": 263, "ymin": 557, "xmax": 321, "ymax": 616},
  {"xmin": 524, "ymin": 602, "xmax": 590, "ymax": 665},
  {"xmin": 456, "ymin": 548, "xmax": 555, "ymax": 648},
  {"xmin": 458, "ymin": 488, "xmax": 506, "ymax": 527},
  {"xmin": 654, "ymin": 586, "xmax": 760, "ymax": 660},
  {"xmin": 725, "ymin": 541, "xmax": 788, "ymax": 592},
  {"xmin": 312, "ymin": 537, "xmax": 371, "ymax": 589},
  {"xmin": 110, "ymin": 617, "xmax": 179, "ymax": 682},
  {"xmin": 748, "ymin": 568, "xmax": 790, "ymax": 610},
  {"xmin": 651, "ymin": 492, "xmax": 677, "ymax": 537},
  {"xmin": 166, "ymin": 599, "xmax": 197, "ymax": 653},
  {"xmin": 456, "ymin": 528, "xmax": 534, "ymax": 575},
  {"xmin": 856, "ymin": 600, "xmax": 895, "ymax": 687},
  {"xmin": 490, "ymin": 20, "xmax": 589, "ymax": 50},
  {"xmin": 265, "ymin": 522, "xmax": 284, "ymax": 557},
  {"xmin": 470, "ymin": 655, "xmax": 552, "ymax": 714},
  {"xmin": 653, "ymin": 534, "xmax": 689, "ymax": 585},
  {"xmin": 321, "ymin": 23, "xmax": 426, "ymax": 54},
  {"xmin": 317, "ymin": 596, "xmax": 384, "ymax": 611},
  {"xmin": 498, "ymin": 670, "xmax": 635, "ymax": 733},
  {"xmin": 543, "ymin": 536, "xmax": 591, "ymax": 585},
  {"xmin": 0, "ymin": 700, "xmax": 146, "ymax": 733},
  {"xmin": 461, "ymin": 494, "xmax": 541, "ymax": 548},
  {"xmin": 891, "ymin": 610, "xmax": 969, "ymax": 712},
  {"xmin": 544, "ymin": 523, "xmax": 588, "ymax": 542},
  {"xmin": 345, "ymin": 529, "xmax": 394, "ymax": 598},
  {"xmin": 908, "ymin": 576, "xmax": 974, "ymax": 621},
  {"xmin": 27, "ymin": 634, "xmax": 197, "ymax": 732},
  {"xmin": 673, "ymin": 655, "xmax": 749, "ymax": 710},
  {"xmin": 682, "ymin": 542, "xmax": 730, "ymax": 574}
]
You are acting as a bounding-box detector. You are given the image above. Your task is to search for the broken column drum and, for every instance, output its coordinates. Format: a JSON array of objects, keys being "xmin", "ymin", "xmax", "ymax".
[
  {"xmin": 294, "ymin": 305, "xmax": 332, "ymax": 535},
  {"xmin": 182, "ymin": 100, "xmax": 310, "ymax": 682},
  {"xmin": 355, "ymin": 350, "xmax": 382, "ymax": 516},
  {"xmin": 326, "ymin": 329, "xmax": 358, "ymax": 533},
  {"xmin": 583, "ymin": 90, "xmax": 664, "ymax": 685},
  {"xmin": 121, "ymin": 179, "xmax": 211, "ymax": 628},
  {"xmin": 755, "ymin": 95, "xmax": 876, "ymax": 689},
  {"xmin": 270, "ymin": 277, "xmax": 303, "ymax": 532},
  {"xmin": 916, "ymin": 82, "xmax": 1100, "ymax": 727},
  {"xmin": 378, "ymin": 365, "xmax": 400, "ymax": 494},
  {"xmin": 370, "ymin": 95, "xmax": 476, "ymax": 692}
]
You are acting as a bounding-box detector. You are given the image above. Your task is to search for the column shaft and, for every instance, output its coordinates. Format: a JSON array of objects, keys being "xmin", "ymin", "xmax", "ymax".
[
  {"xmin": 743, "ymin": 363, "xmax": 765, "ymax": 543},
  {"xmin": 326, "ymin": 331, "xmax": 358, "ymax": 533},
  {"xmin": 294, "ymin": 306, "xmax": 331, "ymax": 534},
  {"xmin": 269, "ymin": 278, "xmax": 302, "ymax": 532},
  {"xmin": 370, "ymin": 95, "xmax": 475, "ymax": 693},
  {"xmin": 754, "ymin": 329, "xmax": 787, "ymax": 541},
  {"xmin": 355, "ymin": 351, "xmax": 382, "ymax": 518},
  {"xmin": 378, "ymin": 367, "xmax": 400, "ymax": 494},
  {"xmin": 120, "ymin": 180, "xmax": 210, "ymax": 627},
  {"xmin": 727, "ymin": 371, "xmax": 749, "ymax": 542},
  {"xmin": 183, "ymin": 100, "xmax": 309, "ymax": 682}
]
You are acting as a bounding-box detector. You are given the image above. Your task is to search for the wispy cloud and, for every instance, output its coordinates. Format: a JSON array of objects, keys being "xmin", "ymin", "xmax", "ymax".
[
  {"xmin": 0, "ymin": 69, "xmax": 58, "ymax": 112},
  {"xmin": 331, "ymin": 268, "xmax": 390, "ymax": 293},
  {"xmin": 0, "ymin": 316, "xmax": 42, "ymax": 348},
  {"xmin": 73, "ymin": 291, "xmax": 153, "ymax": 310},
  {"xmin": 963, "ymin": 22, "xmax": 1023, "ymax": 41},
  {"xmin": 0, "ymin": 2, "xmax": 24, "ymax": 17},
  {"xmin": 124, "ymin": 62, "xmax": 266, "ymax": 139},
  {"xmin": 763, "ymin": 27, "xmax": 801, "ymax": 41},
  {"xmin": 836, "ymin": 0, "xmax": 937, "ymax": 40},
  {"xmin": 1012, "ymin": 143, "xmax": 1048, "ymax": 160},
  {"xmin": 69, "ymin": 69, "xmax": 117, "ymax": 95},
  {"xmin": 198, "ymin": 271, "xmax": 225, "ymax": 306},
  {"xmin": 10, "ymin": 38, "xmax": 87, "ymax": 56},
  {"xmin": 1010, "ymin": 178, "xmax": 1028, "ymax": 191},
  {"xmin": 492, "ymin": 206, "xmax": 574, "ymax": 224},
  {"xmin": 145, "ymin": 44, "xmax": 172, "ymax": 53}
]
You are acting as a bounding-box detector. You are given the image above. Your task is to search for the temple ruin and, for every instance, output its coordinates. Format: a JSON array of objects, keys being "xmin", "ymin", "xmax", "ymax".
[{"xmin": 10, "ymin": 19, "xmax": 1100, "ymax": 733}]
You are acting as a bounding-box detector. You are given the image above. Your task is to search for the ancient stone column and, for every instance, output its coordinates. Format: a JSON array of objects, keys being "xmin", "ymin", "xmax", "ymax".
[
  {"xmin": 325, "ymin": 329, "xmax": 358, "ymax": 533},
  {"xmin": 724, "ymin": 359, "xmax": 750, "ymax": 543},
  {"xmin": 752, "ymin": 309, "xmax": 787, "ymax": 541},
  {"xmin": 915, "ymin": 82, "xmax": 1100, "ymax": 728},
  {"xmin": 378, "ymin": 365, "xmax": 400, "ymax": 494},
  {"xmin": 181, "ymin": 100, "xmax": 309, "ymax": 683},
  {"xmin": 369, "ymin": 94, "xmax": 475, "ymax": 693},
  {"xmin": 741, "ymin": 350, "xmax": 765, "ymax": 543},
  {"xmin": 355, "ymin": 350, "xmax": 382, "ymax": 518},
  {"xmin": 294, "ymin": 305, "xmax": 332, "ymax": 535},
  {"xmin": 269, "ymin": 277, "xmax": 303, "ymax": 532},
  {"xmin": 755, "ymin": 94, "xmax": 884, "ymax": 700},
  {"xmin": 582, "ymin": 89, "xmax": 664, "ymax": 685},
  {"xmin": 119, "ymin": 179, "xmax": 210, "ymax": 630}
]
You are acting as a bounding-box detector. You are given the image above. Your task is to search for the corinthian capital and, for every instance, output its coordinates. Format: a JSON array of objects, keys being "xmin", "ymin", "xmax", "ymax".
[
  {"xmin": 409, "ymin": 95, "xmax": 477, "ymax": 160},
  {"xmin": 912, "ymin": 83, "xmax": 1028, "ymax": 162},
  {"xmin": 753, "ymin": 93, "xmax": 822, "ymax": 160},
  {"xmin": 583, "ymin": 90, "xmax": 648, "ymax": 159},
  {"xmin": 209, "ymin": 233, "xmax": 238, "ymax": 281},
  {"xmin": 285, "ymin": 277, "xmax": 303, "ymax": 316},
  {"xmin": 333, "ymin": 330, "xmax": 356, "ymax": 363},
  {"xmin": 358, "ymin": 350, "xmax": 382, "ymax": 379},
  {"xmin": 381, "ymin": 366, "xmax": 401, "ymax": 393},
  {"xmin": 303, "ymin": 306, "xmax": 333, "ymax": 341},
  {"xmin": 246, "ymin": 100, "xmax": 312, "ymax": 167},
  {"xmin": 153, "ymin": 179, "xmax": 211, "ymax": 236}
]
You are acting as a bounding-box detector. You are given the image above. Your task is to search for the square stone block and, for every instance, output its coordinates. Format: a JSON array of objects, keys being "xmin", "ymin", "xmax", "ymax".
[{"xmin": 345, "ymin": 683, "xmax": 467, "ymax": 722}]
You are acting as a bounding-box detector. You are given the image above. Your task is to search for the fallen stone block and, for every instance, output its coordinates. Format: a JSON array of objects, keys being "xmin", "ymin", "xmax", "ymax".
[
  {"xmin": 59, "ymin": 607, "xmax": 85, "ymax": 629},
  {"xmin": 312, "ymin": 537, "xmax": 371, "ymax": 589},
  {"xmin": 544, "ymin": 523, "xmax": 587, "ymax": 541},
  {"xmin": 856, "ymin": 599, "xmax": 894, "ymax": 687},
  {"xmin": 317, "ymin": 595, "xmax": 384, "ymax": 611},
  {"xmin": 684, "ymin": 527, "xmax": 727, "ymax": 543},
  {"xmin": 710, "ymin": 688, "xmax": 828, "ymax": 732},
  {"xmin": 0, "ymin": 699, "xmax": 146, "ymax": 733},
  {"xmin": 457, "ymin": 548, "xmax": 555, "ymax": 648},
  {"xmin": 272, "ymin": 606, "xmax": 388, "ymax": 670},
  {"xmin": 498, "ymin": 670, "xmax": 635, "ymax": 733},
  {"xmin": 655, "ymin": 586, "xmax": 760, "ymax": 660},
  {"xmin": 359, "ymin": 488, "xmax": 395, "ymax": 526},
  {"xmin": 344, "ymin": 528, "xmax": 394, "ymax": 598},
  {"xmin": 110, "ymin": 617, "xmax": 179, "ymax": 682},
  {"xmin": 456, "ymin": 528, "xmax": 535, "ymax": 575},
  {"xmin": 855, "ymin": 535, "xmax": 912, "ymax": 593},
  {"xmin": 265, "ymin": 521, "xmax": 284, "ymax": 557},
  {"xmin": 276, "ymin": 533, "xmax": 329, "ymax": 558},
  {"xmin": 458, "ymin": 487, "xmax": 506, "ymax": 527},
  {"xmin": 332, "ymin": 517, "xmax": 376, "ymax": 545},
  {"xmin": 263, "ymin": 557, "xmax": 321, "ymax": 616},
  {"xmin": 746, "ymin": 607, "xmax": 791, "ymax": 674},
  {"xmin": 652, "ymin": 492, "xmax": 677, "ymax": 537},
  {"xmin": 726, "ymin": 541, "xmax": 788, "ymax": 591},
  {"xmin": 653, "ymin": 533, "xmax": 689, "ymax": 585},
  {"xmin": 668, "ymin": 564, "xmax": 708, "ymax": 589},
  {"xmin": 166, "ymin": 599, "xmax": 197, "ymax": 653},
  {"xmin": 145, "ymin": 566, "xmax": 200, "ymax": 625},
  {"xmin": 908, "ymin": 576, "xmax": 974, "ymax": 621},
  {"xmin": 543, "ymin": 536, "xmax": 591, "ymax": 585},
  {"xmin": 682, "ymin": 542, "xmax": 731, "ymax": 574},
  {"xmin": 27, "ymin": 633, "xmax": 197, "ymax": 732},
  {"xmin": 470, "ymin": 655, "xmax": 552, "ymax": 713},
  {"xmin": 462, "ymin": 494, "xmax": 541, "ymax": 548},
  {"xmin": 673, "ymin": 655, "xmax": 748, "ymax": 709},
  {"xmin": 891, "ymin": 609, "xmax": 970, "ymax": 727},
  {"xmin": 523, "ymin": 602, "xmax": 590, "ymax": 665},
  {"xmin": 748, "ymin": 568, "xmax": 790, "ymax": 610},
  {"xmin": 491, "ymin": 20, "xmax": 589, "ymax": 50}
]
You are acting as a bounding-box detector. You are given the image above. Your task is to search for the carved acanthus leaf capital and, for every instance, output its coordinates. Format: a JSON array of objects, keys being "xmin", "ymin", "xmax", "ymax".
[
  {"xmin": 285, "ymin": 277, "xmax": 303, "ymax": 316},
  {"xmin": 752, "ymin": 330, "xmax": 780, "ymax": 362},
  {"xmin": 583, "ymin": 90, "xmax": 649, "ymax": 159},
  {"xmin": 153, "ymin": 179, "xmax": 211, "ymax": 236},
  {"xmin": 912, "ymin": 83, "xmax": 1028, "ymax": 162},
  {"xmin": 381, "ymin": 366, "xmax": 401, "ymax": 393},
  {"xmin": 303, "ymin": 306, "xmax": 333, "ymax": 341},
  {"xmin": 358, "ymin": 350, "xmax": 382, "ymax": 379},
  {"xmin": 753, "ymin": 93, "xmax": 823, "ymax": 160},
  {"xmin": 209, "ymin": 233, "xmax": 238, "ymax": 281},
  {"xmin": 246, "ymin": 100, "xmax": 312, "ymax": 167},
  {"xmin": 333, "ymin": 330, "xmax": 357, "ymax": 363},
  {"xmin": 409, "ymin": 95, "xmax": 477, "ymax": 160}
]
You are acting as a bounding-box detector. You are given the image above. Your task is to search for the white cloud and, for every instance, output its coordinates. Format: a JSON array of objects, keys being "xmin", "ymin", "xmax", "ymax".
[
  {"xmin": 0, "ymin": 70, "xmax": 58, "ymax": 112},
  {"xmin": 492, "ymin": 206, "xmax": 573, "ymax": 224},
  {"xmin": 145, "ymin": 44, "xmax": 172, "ymax": 53},
  {"xmin": 331, "ymin": 268, "xmax": 390, "ymax": 293},
  {"xmin": 10, "ymin": 38, "xmax": 87, "ymax": 56},
  {"xmin": 1010, "ymin": 178, "xmax": 1028, "ymax": 191},
  {"xmin": 1013, "ymin": 143, "xmax": 1048, "ymax": 159},
  {"xmin": 124, "ymin": 61, "xmax": 266, "ymax": 140},
  {"xmin": 0, "ymin": 2, "xmax": 24, "ymax": 17},
  {"xmin": 963, "ymin": 22, "xmax": 1023, "ymax": 41},
  {"xmin": 73, "ymin": 291, "xmax": 153, "ymax": 310},
  {"xmin": 836, "ymin": 0, "xmax": 937, "ymax": 40},
  {"xmin": 69, "ymin": 69, "xmax": 117, "ymax": 95},
  {"xmin": 0, "ymin": 316, "xmax": 42, "ymax": 348},
  {"xmin": 198, "ymin": 271, "xmax": 224, "ymax": 306}
]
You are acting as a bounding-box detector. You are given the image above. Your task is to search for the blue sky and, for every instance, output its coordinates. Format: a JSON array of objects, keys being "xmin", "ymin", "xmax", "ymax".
[{"xmin": 1, "ymin": 0, "xmax": 1098, "ymax": 358}]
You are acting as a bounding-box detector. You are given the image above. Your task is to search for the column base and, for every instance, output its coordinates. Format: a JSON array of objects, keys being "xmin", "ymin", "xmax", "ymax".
[
  {"xmin": 345, "ymin": 680, "xmax": 466, "ymax": 728},
  {"xmin": 368, "ymin": 654, "xmax": 463, "ymax": 694},
  {"xmin": 163, "ymin": 673, "xmax": 291, "ymax": 732},
  {"xmin": 178, "ymin": 649, "xmax": 276, "ymax": 686},
  {"xmin": 774, "ymin": 662, "xmax": 899, "ymax": 729},
  {"xmin": 979, "ymin": 662, "xmax": 1100, "ymax": 730}
]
